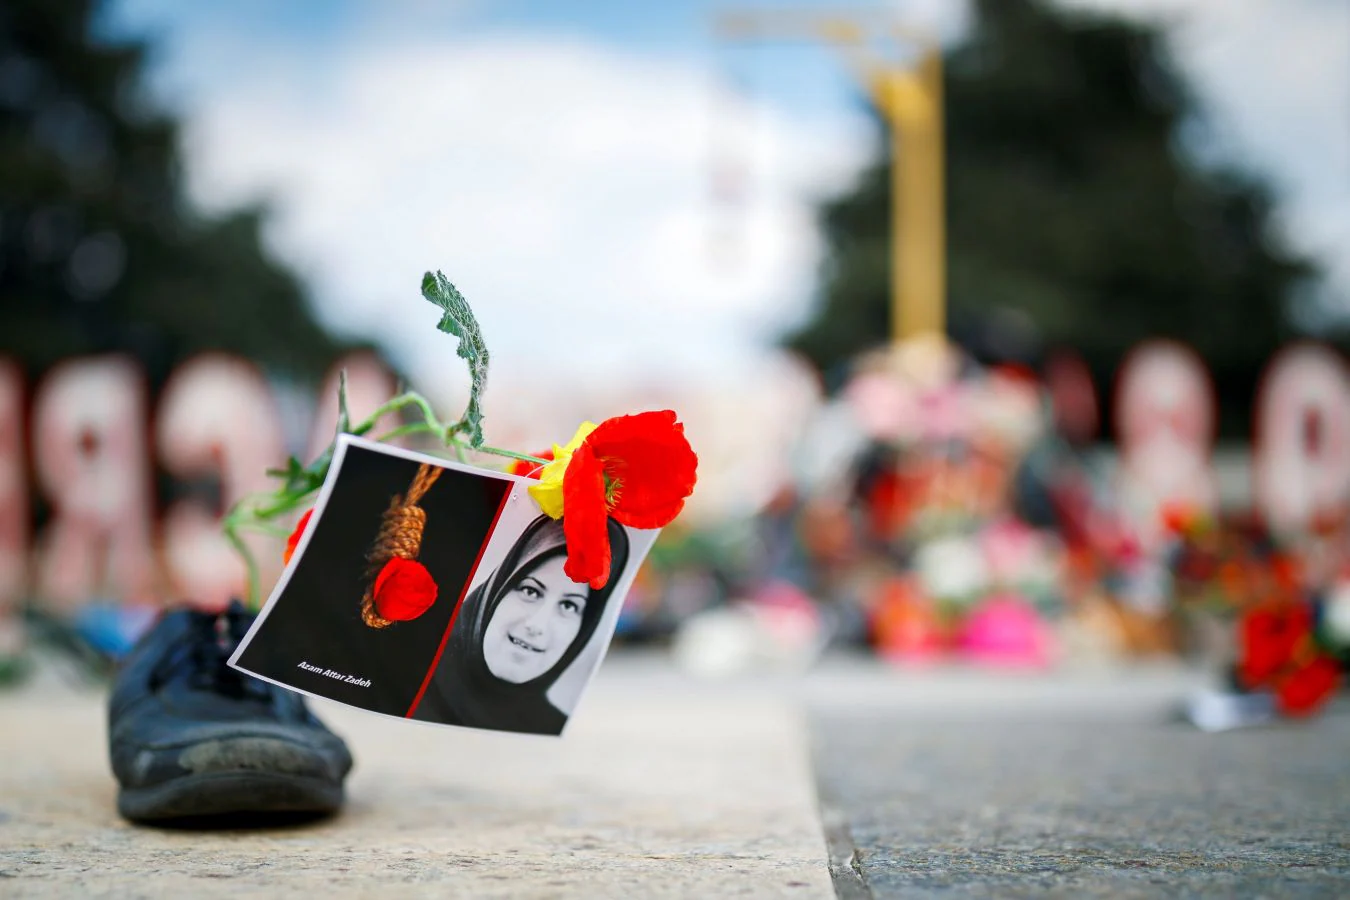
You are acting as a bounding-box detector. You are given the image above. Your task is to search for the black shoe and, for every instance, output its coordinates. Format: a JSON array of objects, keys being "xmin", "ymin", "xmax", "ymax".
[{"xmin": 108, "ymin": 601, "xmax": 353, "ymax": 824}]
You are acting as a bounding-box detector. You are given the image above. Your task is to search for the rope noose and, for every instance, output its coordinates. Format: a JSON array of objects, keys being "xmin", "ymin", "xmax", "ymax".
[{"xmin": 360, "ymin": 463, "xmax": 442, "ymax": 628}]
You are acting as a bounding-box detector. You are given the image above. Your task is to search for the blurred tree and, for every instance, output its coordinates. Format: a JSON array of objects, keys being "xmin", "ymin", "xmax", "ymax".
[
  {"xmin": 0, "ymin": 0, "xmax": 345, "ymax": 388},
  {"xmin": 785, "ymin": 0, "xmax": 1318, "ymax": 436}
]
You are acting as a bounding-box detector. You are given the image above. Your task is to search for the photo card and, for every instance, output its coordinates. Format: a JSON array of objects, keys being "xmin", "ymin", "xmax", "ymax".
[{"xmin": 229, "ymin": 434, "xmax": 659, "ymax": 736}]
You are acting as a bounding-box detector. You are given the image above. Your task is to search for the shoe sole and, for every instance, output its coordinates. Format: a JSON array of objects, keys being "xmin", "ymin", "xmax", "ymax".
[{"xmin": 118, "ymin": 769, "xmax": 344, "ymax": 823}]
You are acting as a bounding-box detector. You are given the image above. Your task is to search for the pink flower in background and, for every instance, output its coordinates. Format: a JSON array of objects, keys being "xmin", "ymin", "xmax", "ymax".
[
  {"xmin": 845, "ymin": 372, "xmax": 919, "ymax": 443},
  {"xmin": 915, "ymin": 382, "xmax": 971, "ymax": 444},
  {"xmin": 747, "ymin": 580, "xmax": 822, "ymax": 654},
  {"xmin": 981, "ymin": 518, "xmax": 1042, "ymax": 585},
  {"xmin": 958, "ymin": 593, "xmax": 1053, "ymax": 668}
]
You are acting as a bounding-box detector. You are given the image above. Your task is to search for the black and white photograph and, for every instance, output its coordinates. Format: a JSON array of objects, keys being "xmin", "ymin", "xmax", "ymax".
[{"xmin": 230, "ymin": 435, "xmax": 659, "ymax": 733}]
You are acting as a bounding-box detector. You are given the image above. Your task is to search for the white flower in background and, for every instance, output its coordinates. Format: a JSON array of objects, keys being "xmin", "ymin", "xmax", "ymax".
[
  {"xmin": 792, "ymin": 399, "xmax": 869, "ymax": 501},
  {"xmin": 974, "ymin": 371, "xmax": 1046, "ymax": 453},
  {"xmin": 913, "ymin": 535, "xmax": 988, "ymax": 602},
  {"xmin": 981, "ymin": 518, "xmax": 1060, "ymax": 590},
  {"xmin": 1325, "ymin": 581, "xmax": 1350, "ymax": 647}
]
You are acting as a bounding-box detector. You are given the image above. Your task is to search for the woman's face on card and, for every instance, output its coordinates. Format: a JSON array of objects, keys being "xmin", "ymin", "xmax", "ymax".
[{"xmin": 483, "ymin": 554, "xmax": 589, "ymax": 683}]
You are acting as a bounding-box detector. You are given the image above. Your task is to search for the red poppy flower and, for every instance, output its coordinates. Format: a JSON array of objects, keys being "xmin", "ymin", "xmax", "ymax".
[
  {"xmin": 1238, "ymin": 604, "xmax": 1310, "ymax": 689},
  {"xmin": 508, "ymin": 448, "xmax": 553, "ymax": 479},
  {"xmin": 561, "ymin": 410, "xmax": 698, "ymax": 589},
  {"xmin": 283, "ymin": 509, "xmax": 314, "ymax": 565},
  {"xmin": 372, "ymin": 557, "xmax": 439, "ymax": 622},
  {"xmin": 1275, "ymin": 657, "xmax": 1341, "ymax": 717}
]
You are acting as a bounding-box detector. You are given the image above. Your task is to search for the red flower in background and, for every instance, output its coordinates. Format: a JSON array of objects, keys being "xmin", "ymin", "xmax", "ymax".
[
  {"xmin": 1238, "ymin": 602, "xmax": 1341, "ymax": 718},
  {"xmin": 1270, "ymin": 554, "xmax": 1303, "ymax": 595},
  {"xmin": 1159, "ymin": 500, "xmax": 1198, "ymax": 536},
  {"xmin": 283, "ymin": 509, "xmax": 314, "ymax": 565},
  {"xmin": 1238, "ymin": 604, "xmax": 1311, "ymax": 689},
  {"xmin": 372, "ymin": 557, "xmax": 439, "ymax": 622},
  {"xmin": 1276, "ymin": 657, "xmax": 1341, "ymax": 716},
  {"xmin": 561, "ymin": 410, "xmax": 698, "ymax": 589}
]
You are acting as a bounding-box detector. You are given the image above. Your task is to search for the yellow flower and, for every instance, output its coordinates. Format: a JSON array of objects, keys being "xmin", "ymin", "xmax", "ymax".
[{"xmin": 528, "ymin": 421, "xmax": 596, "ymax": 518}]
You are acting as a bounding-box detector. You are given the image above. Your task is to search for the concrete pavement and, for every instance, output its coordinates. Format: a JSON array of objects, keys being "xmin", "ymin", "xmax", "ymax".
[
  {"xmin": 810, "ymin": 663, "xmax": 1350, "ymax": 898},
  {"xmin": 0, "ymin": 656, "xmax": 831, "ymax": 898}
]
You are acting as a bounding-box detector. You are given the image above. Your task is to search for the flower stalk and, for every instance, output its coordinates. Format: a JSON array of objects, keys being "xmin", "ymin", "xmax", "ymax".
[{"xmin": 222, "ymin": 386, "xmax": 550, "ymax": 608}]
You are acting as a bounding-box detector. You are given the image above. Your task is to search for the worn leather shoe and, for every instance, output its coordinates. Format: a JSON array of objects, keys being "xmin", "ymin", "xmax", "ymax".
[{"xmin": 108, "ymin": 602, "xmax": 353, "ymax": 823}]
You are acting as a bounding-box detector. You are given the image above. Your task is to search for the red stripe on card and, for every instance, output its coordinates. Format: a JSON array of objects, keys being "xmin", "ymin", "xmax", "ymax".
[{"xmin": 405, "ymin": 483, "xmax": 515, "ymax": 718}]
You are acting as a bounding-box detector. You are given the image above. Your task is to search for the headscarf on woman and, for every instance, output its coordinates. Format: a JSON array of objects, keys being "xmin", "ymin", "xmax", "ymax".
[{"xmin": 412, "ymin": 514, "xmax": 630, "ymax": 734}]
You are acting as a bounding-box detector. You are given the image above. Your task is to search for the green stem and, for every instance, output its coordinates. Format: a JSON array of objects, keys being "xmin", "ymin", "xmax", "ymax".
[
  {"xmin": 360, "ymin": 391, "xmax": 548, "ymax": 465},
  {"xmin": 251, "ymin": 491, "xmax": 318, "ymax": 522},
  {"xmin": 352, "ymin": 392, "xmax": 444, "ymax": 437},
  {"xmin": 477, "ymin": 445, "xmax": 550, "ymax": 465},
  {"xmin": 377, "ymin": 421, "xmax": 438, "ymax": 442},
  {"xmin": 223, "ymin": 520, "xmax": 261, "ymax": 610}
]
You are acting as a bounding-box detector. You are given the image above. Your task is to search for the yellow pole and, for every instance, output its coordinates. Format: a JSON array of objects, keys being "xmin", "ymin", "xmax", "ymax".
[
  {"xmin": 715, "ymin": 12, "xmax": 947, "ymax": 343},
  {"xmin": 877, "ymin": 50, "xmax": 944, "ymax": 342}
]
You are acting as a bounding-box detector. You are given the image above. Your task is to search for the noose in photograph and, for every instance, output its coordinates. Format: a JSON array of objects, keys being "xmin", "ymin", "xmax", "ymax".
[{"xmin": 361, "ymin": 463, "xmax": 443, "ymax": 629}]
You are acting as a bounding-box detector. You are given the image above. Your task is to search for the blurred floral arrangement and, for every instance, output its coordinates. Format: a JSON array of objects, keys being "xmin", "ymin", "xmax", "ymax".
[
  {"xmin": 688, "ymin": 334, "xmax": 1349, "ymax": 722},
  {"xmin": 1164, "ymin": 504, "xmax": 1295, "ymax": 612},
  {"xmin": 1163, "ymin": 505, "xmax": 1343, "ymax": 717},
  {"xmin": 799, "ymin": 340, "xmax": 1066, "ymax": 666}
]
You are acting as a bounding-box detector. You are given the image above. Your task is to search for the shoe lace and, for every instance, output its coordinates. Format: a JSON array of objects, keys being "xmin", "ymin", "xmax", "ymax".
[{"xmin": 149, "ymin": 602, "xmax": 271, "ymax": 700}]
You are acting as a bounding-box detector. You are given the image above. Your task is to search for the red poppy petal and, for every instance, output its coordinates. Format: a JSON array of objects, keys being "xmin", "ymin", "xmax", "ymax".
[
  {"xmin": 585, "ymin": 410, "xmax": 698, "ymax": 529},
  {"xmin": 562, "ymin": 444, "xmax": 612, "ymax": 590},
  {"xmin": 607, "ymin": 447, "xmax": 695, "ymax": 522},
  {"xmin": 373, "ymin": 557, "xmax": 439, "ymax": 621},
  {"xmin": 612, "ymin": 496, "xmax": 687, "ymax": 529},
  {"xmin": 284, "ymin": 509, "xmax": 314, "ymax": 564}
]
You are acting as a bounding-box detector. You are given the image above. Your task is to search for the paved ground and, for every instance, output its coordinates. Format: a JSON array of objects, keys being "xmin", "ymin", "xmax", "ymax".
[
  {"xmin": 0, "ymin": 656, "xmax": 831, "ymax": 898},
  {"xmin": 809, "ymin": 663, "xmax": 1350, "ymax": 899},
  {"xmin": 3, "ymin": 652, "xmax": 1348, "ymax": 898}
]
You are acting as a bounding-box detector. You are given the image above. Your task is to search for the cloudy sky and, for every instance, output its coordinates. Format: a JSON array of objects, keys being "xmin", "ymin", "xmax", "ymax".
[{"xmin": 99, "ymin": 0, "xmax": 1349, "ymax": 398}]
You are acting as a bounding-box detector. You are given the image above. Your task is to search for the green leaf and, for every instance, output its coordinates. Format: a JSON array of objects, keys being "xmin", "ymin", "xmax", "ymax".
[
  {"xmin": 265, "ymin": 455, "xmax": 311, "ymax": 493},
  {"xmin": 421, "ymin": 270, "xmax": 490, "ymax": 447},
  {"xmin": 267, "ymin": 453, "xmax": 329, "ymax": 495}
]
